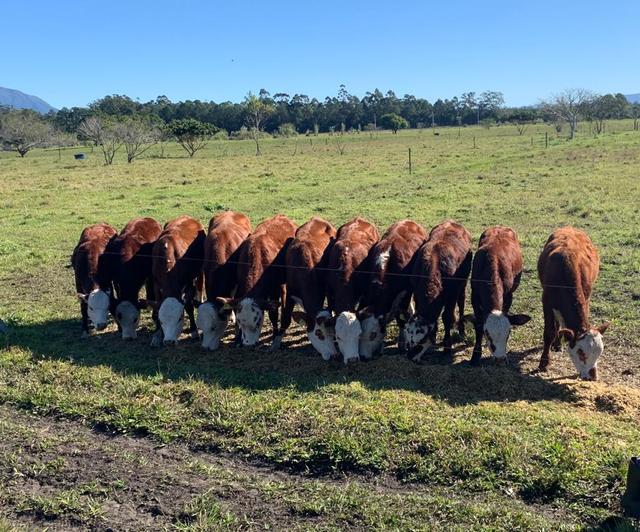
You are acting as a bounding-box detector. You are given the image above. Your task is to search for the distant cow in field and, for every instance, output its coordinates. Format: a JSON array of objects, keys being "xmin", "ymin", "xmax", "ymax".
[
  {"xmin": 286, "ymin": 217, "xmax": 337, "ymax": 360},
  {"xmin": 538, "ymin": 226, "xmax": 609, "ymax": 380},
  {"xmin": 195, "ymin": 211, "xmax": 251, "ymax": 351},
  {"xmin": 71, "ymin": 223, "xmax": 117, "ymax": 336},
  {"xmin": 405, "ymin": 220, "xmax": 472, "ymax": 361},
  {"xmin": 360, "ymin": 220, "xmax": 428, "ymax": 358},
  {"xmin": 151, "ymin": 216, "xmax": 205, "ymax": 346},
  {"xmin": 469, "ymin": 226, "xmax": 531, "ymax": 364},
  {"xmin": 326, "ymin": 217, "xmax": 380, "ymax": 363},
  {"xmin": 221, "ymin": 214, "xmax": 296, "ymax": 349},
  {"xmin": 96, "ymin": 217, "xmax": 163, "ymax": 340}
]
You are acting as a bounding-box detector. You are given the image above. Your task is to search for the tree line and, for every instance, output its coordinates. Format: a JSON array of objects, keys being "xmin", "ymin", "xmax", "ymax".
[{"xmin": 1, "ymin": 87, "xmax": 638, "ymax": 161}]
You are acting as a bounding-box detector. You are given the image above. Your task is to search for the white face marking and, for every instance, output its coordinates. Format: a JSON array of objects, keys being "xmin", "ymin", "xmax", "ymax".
[
  {"xmin": 196, "ymin": 302, "xmax": 230, "ymax": 351},
  {"xmin": 308, "ymin": 310, "xmax": 337, "ymax": 361},
  {"xmin": 376, "ymin": 249, "xmax": 390, "ymax": 269},
  {"xmin": 236, "ymin": 297, "xmax": 264, "ymax": 346},
  {"xmin": 87, "ymin": 289, "xmax": 110, "ymax": 330},
  {"xmin": 158, "ymin": 297, "xmax": 184, "ymax": 344},
  {"xmin": 567, "ymin": 330, "xmax": 604, "ymax": 380},
  {"xmin": 359, "ymin": 314, "xmax": 384, "ymax": 359},
  {"xmin": 404, "ymin": 317, "xmax": 434, "ymax": 361},
  {"xmin": 335, "ymin": 312, "xmax": 362, "ymax": 364},
  {"xmin": 116, "ymin": 300, "xmax": 140, "ymax": 340},
  {"xmin": 484, "ymin": 310, "xmax": 511, "ymax": 359}
]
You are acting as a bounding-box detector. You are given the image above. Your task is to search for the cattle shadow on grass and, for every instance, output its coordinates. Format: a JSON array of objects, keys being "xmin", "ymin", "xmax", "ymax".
[{"xmin": 3, "ymin": 317, "xmax": 579, "ymax": 406}]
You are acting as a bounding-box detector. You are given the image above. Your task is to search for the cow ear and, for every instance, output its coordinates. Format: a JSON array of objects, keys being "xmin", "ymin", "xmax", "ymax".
[
  {"xmin": 258, "ymin": 299, "xmax": 279, "ymax": 312},
  {"xmin": 357, "ymin": 305, "xmax": 375, "ymax": 321},
  {"xmin": 292, "ymin": 311, "xmax": 309, "ymax": 328},
  {"xmin": 463, "ymin": 313, "xmax": 476, "ymax": 325},
  {"xmin": 193, "ymin": 299, "xmax": 202, "ymax": 309},
  {"xmin": 508, "ymin": 314, "xmax": 532, "ymax": 326},
  {"xmin": 324, "ymin": 315, "xmax": 337, "ymax": 329},
  {"xmin": 596, "ymin": 322, "xmax": 610, "ymax": 335},
  {"xmin": 77, "ymin": 293, "xmax": 88, "ymax": 302},
  {"xmin": 558, "ymin": 328, "xmax": 575, "ymax": 345},
  {"xmin": 215, "ymin": 297, "xmax": 236, "ymax": 311}
]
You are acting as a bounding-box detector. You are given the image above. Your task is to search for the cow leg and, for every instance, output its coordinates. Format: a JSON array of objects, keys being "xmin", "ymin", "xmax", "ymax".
[
  {"xmin": 539, "ymin": 305, "xmax": 556, "ymax": 371},
  {"xmin": 150, "ymin": 285, "xmax": 163, "ymax": 347},
  {"xmin": 395, "ymin": 292, "xmax": 413, "ymax": 351},
  {"xmin": 80, "ymin": 300, "xmax": 90, "ymax": 338},
  {"xmin": 442, "ymin": 298, "xmax": 457, "ymax": 353},
  {"xmin": 456, "ymin": 284, "xmax": 467, "ymax": 340},
  {"xmin": 267, "ymin": 305, "xmax": 281, "ymax": 351},
  {"xmin": 184, "ymin": 285, "xmax": 199, "ymax": 340},
  {"xmin": 470, "ymin": 319, "xmax": 484, "ymax": 365},
  {"xmin": 277, "ymin": 291, "xmax": 295, "ymax": 351}
]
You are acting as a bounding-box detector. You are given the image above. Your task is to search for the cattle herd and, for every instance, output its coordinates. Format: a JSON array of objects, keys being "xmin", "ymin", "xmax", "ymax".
[{"xmin": 71, "ymin": 213, "xmax": 610, "ymax": 381}]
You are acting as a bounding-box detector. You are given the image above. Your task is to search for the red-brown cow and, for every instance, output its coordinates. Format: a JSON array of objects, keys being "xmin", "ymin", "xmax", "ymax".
[
  {"xmin": 538, "ymin": 226, "xmax": 609, "ymax": 380},
  {"xmin": 95, "ymin": 217, "xmax": 163, "ymax": 340},
  {"xmin": 405, "ymin": 220, "xmax": 472, "ymax": 361},
  {"xmin": 71, "ymin": 223, "xmax": 117, "ymax": 336},
  {"xmin": 286, "ymin": 217, "xmax": 337, "ymax": 360},
  {"xmin": 326, "ymin": 217, "xmax": 380, "ymax": 363},
  {"xmin": 151, "ymin": 216, "xmax": 205, "ymax": 346},
  {"xmin": 195, "ymin": 211, "xmax": 252, "ymax": 351},
  {"xmin": 222, "ymin": 214, "xmax": 296, "ymax": 349},
  {"xmin": 469, "ymin": 226, "xmax": 531, "ymax": 364},
  {"xmin": 361, "ymin": 220, "xmax": 428, "ymax": 358}
]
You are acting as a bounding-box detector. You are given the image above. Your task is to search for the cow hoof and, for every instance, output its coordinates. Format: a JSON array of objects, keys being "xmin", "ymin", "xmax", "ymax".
[
  {"xmin": 411, "ymin": 354, "xmax": 423, "ymax": 364},
  {"xmin": 150, "ymin": 336, "xmax": 162, "ymax": 348},
  {"xmin": 81, "ymin": 331, "xmax": 90, "ymax": 339},
  {"xmin": 344, "ymin": 357, "xmax": 359, "ymax": 366},
  {"xmin": 190, "ymin": 330, "xmax": 200, "ymax": 341}
]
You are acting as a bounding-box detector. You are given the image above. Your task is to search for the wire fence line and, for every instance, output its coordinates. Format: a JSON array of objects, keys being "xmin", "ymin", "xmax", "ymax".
[{"xmin": 84, "ymin": 249, "xmax": 592, "ymax": 292}]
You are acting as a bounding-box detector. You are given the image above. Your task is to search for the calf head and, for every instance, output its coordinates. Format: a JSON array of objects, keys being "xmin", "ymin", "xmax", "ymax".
[
  {"xmin": 483, "ymin": 311, "xmax": 531, "ymax": 359},
  {"xmin": 358, "ymin": 308, "xmax": 386, "ymax": 360},
  {"xmin": 195, "ymin": 298, "xmax": 234, "ymax": 351},
  {"xmin": 292, "ymin": 309, "xmax": 337, "ymax": 361},
  {"xmin": 335, "ymin": 312, "xmax": 362, "ymax": 364},
  {"xmin": 81, "ymin": 288, "xmax": 111, "ymax": 331},
  {"xmin": 115, "ymin": 299, "xmax": 146, "ymax": 340},
  {"xmin": 404, "ymin": 315, "xmax": 435, "ymax": 361},
  {"xmin": 158, "ymin": 297, "xmax": 184, "ymax": 345},
  {"xmin": 558, "ymin": 323, "xmax": 610, "ymax": 380},
  {"xmin": 226, "ymin": 297, "xmax": 277, "ymax": 347}
]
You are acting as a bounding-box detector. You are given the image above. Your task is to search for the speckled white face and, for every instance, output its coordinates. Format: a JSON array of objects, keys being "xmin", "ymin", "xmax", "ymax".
[
  {"xmin": 335, "ymin": 312, "xmax": 362, "ymax": 364},
  {"xmin": 236, "ymin": 298, "xmax": 264, "ymax": 346},
  {"xmin": 158, "ymin": 297, "xmax": 184, "ymax": 344},
  {"xmin": 86, "ymin": 289, "xmax": 110, "ymax": 330},
  {"xmin": 484, "ymin": 310, "xmax": 511, "ymax": 359},
  {"xmin": 116, "ymin": 300, "xmax": 140, "ymax": 340},
  {"xmin": 567, "ymin": 330, "xmax": 604, "ymax": 380},
  {"xmin": 309, "ymin": 310, "xmax": 337, "ymax": 361},
  {"xmin": 404, "ymin": 317, "xmax": 434, "ymax": 361},
  {"xmin": 358, "ymin": 314, "xmax": 384, "ymax": 359},
  {"xmin": 196, "ymin": 302, "xmax": 231, "ymax": 351}
]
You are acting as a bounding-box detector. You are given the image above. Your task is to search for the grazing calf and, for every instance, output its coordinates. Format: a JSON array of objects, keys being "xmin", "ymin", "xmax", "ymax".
[
  {"xmin": 71, "ymin": 223, "xmax": 117, "ymax": 336},
  {"xmin": 95, "ymin": 217, "xmax": 163, "ymax": 340},
  {"xmin": 287, "ymin": 217, "xmax": 337, "ymax": 360},
  {"xmin": 196, "ymin": 211, "xmax": 251, "ymax": 351},
  {"xmin": 151, "ymin": 216, "xmax": 205, "ymax": 346},
  {"xmin": 538, "ymin": 226, "xmax": 609, "ymax": 380},
  {"xmin": 361, "ymin": 220, "xmax": 428, "ymax": 358},
  {"xmin": 226, "ymin": 214, "xmax": 297, "ymax": 349},
  {"xmin": 405, "ymin": 220, "xmax": 472, "ymax": 361},
  {"xmin": 469, "ymin": 226, "xmax": 531, "ymax": 364},
  {"xmin": 326, "ymin": 217, "xmax": 380, "ymax": 363}
]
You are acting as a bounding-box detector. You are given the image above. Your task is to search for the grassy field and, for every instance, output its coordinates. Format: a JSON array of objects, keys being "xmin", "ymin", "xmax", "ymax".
[{"xmin": 1, "ymin": 121, "xmax": 640, "ymax": 530}]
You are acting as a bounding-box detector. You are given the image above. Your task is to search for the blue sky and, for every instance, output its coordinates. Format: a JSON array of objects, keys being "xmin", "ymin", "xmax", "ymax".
[{"xmin": 3, "ymin": 1, "xmax": 639, "ymax": 109}]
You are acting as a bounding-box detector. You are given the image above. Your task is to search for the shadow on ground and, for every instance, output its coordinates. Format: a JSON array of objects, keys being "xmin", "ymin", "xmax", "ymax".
[{"xmin": 2, "ymin": 317, "xmax": 579, "ymax": 406}]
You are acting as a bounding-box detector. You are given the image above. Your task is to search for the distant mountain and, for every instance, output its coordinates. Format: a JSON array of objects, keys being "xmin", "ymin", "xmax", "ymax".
[
  {"xmin": 625, "ymin": 94, "xmax": 640, "ymax": 104},
  {"xmin": 0, "ymin": 87, "xmax": 56, "ymax": 114}
]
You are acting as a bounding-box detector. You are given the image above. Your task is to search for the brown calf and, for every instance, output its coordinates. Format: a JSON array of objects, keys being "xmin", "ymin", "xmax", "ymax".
[
  {"xmin": 71, "ymin": 223, "xmax": 117, "ymax": 336},
  {"xmin": 469, "ymin": 226, "xmax": 531, "ymax": 364},
  {"xmin": 326, "ymin": 217, "xmax": 380, "ymax": 363},
  {"xmin": 361, "ymin": 220, "xmax": 428, "ymax": 358},
  {"xmin": 286, "ymin": 217, "xmax": 337, "ymax": 360},
  {"xmin": 538, "ymin": 226, "xmax": 609, "ymax": 380},
  {"xmin": 151, "ymin": 215, "xmax": 205, "ymax": 346},
  {"xmin": 196, "ymin": 211, "xmax": 252, "ymax": 351},
  {"xmin": 227, "ymin": 214, "xmax": 297, "ymax": 349},
  {"xmin": 406, "ymin": 220, "xmax": 472, "ymax": 361}
]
